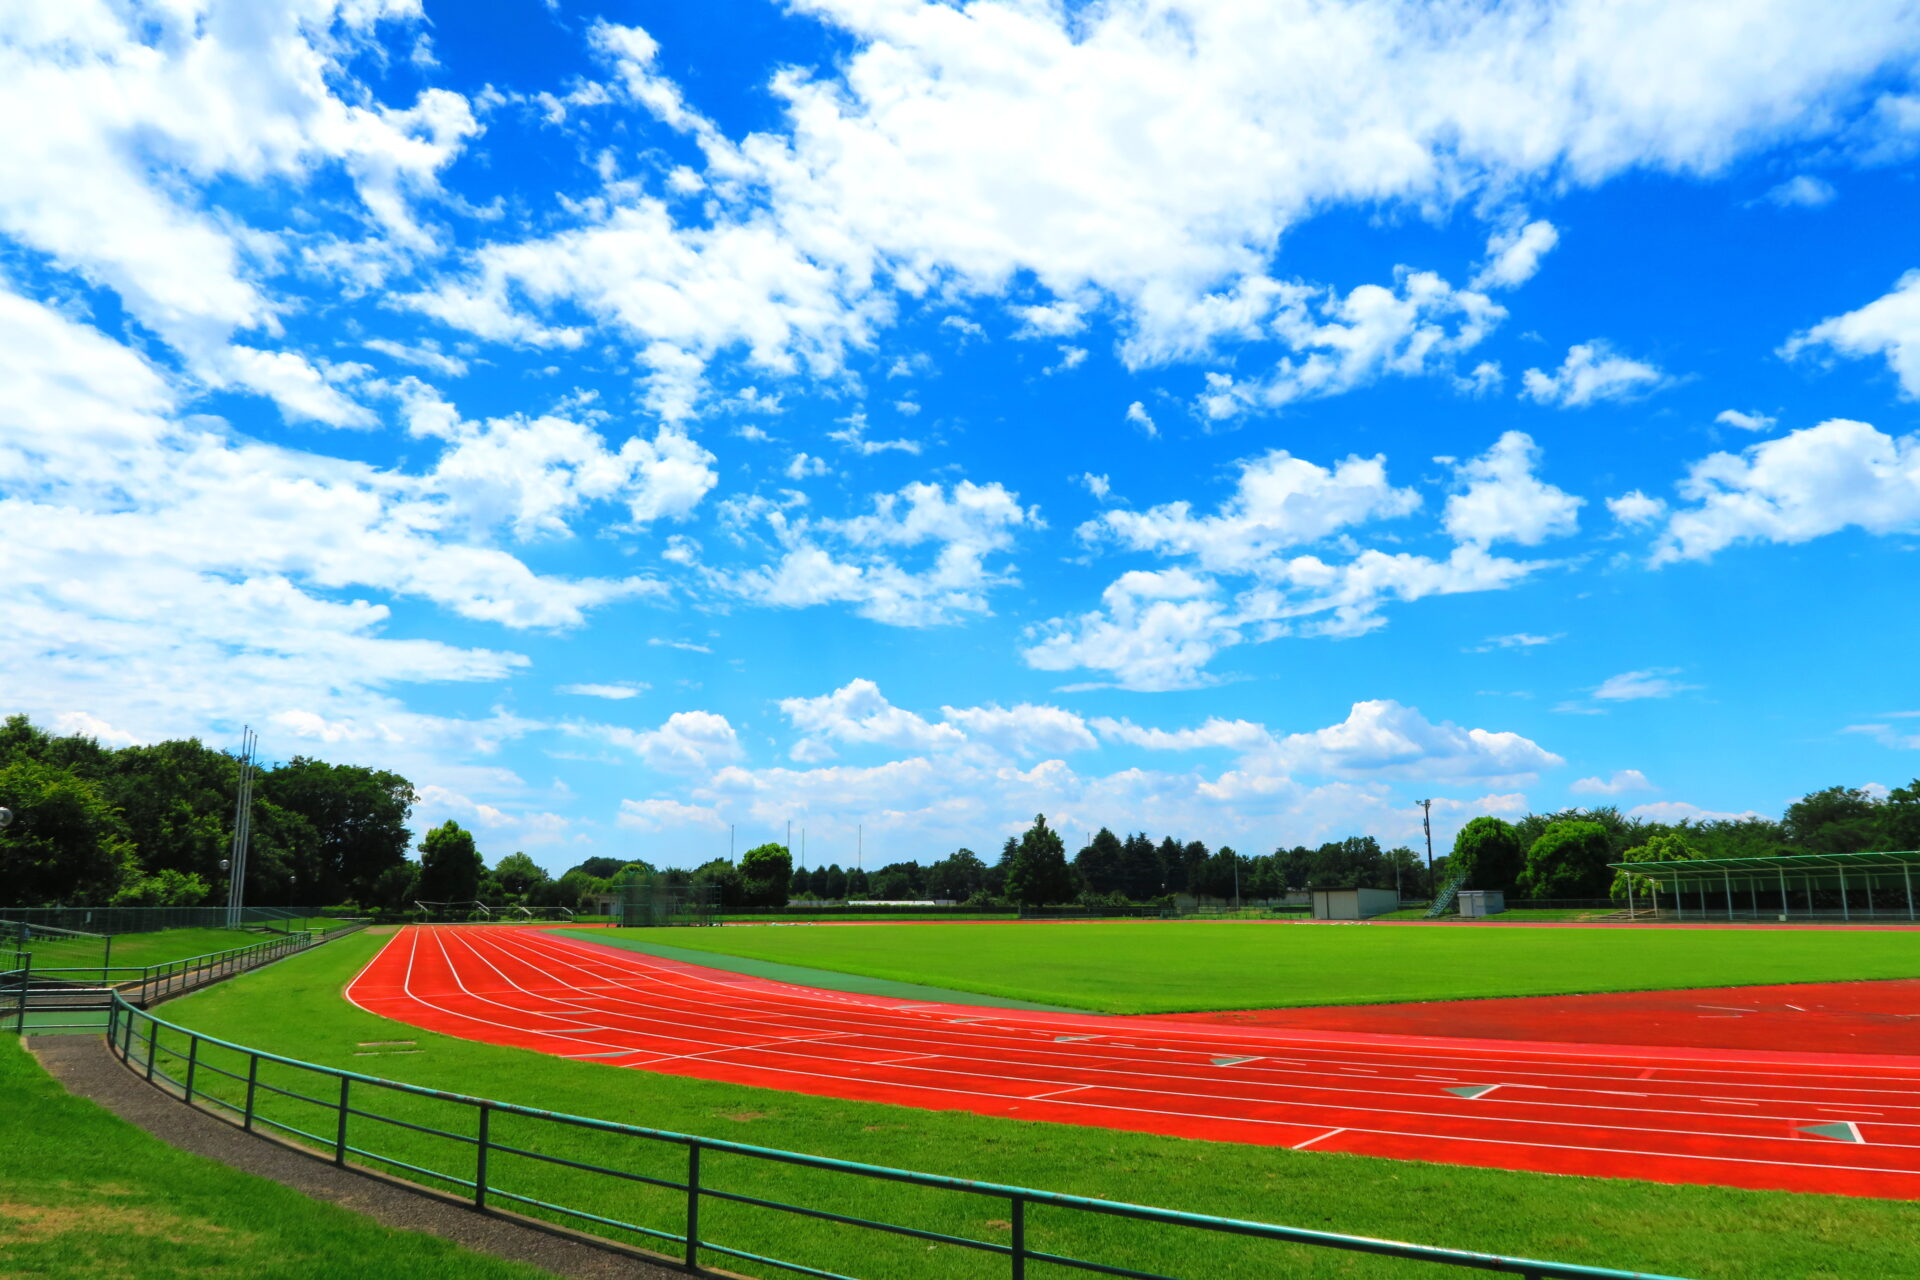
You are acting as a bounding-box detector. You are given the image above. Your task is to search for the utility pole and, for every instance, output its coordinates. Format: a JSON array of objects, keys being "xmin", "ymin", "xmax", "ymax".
[
  {"xmin": 1418, "ymin": 799, "xmax": 1434, "ymax": 898},
  {"xmin": 1232, "ymin": 848, "xmax": 1240, "ymax": 914},
  {"xmin": 729, "ymin": 824, "xmax": 734, "ymax": 861},
  {"xmin": 858, "ymin": 824, "xmax": 863, "ymax": 870},
  {"xmin": 786, "ymin": 819, "xmax": 791, "ymax": 853},
  {"xmin": 226, "ymin": 726, "xmax": 257, "ymax": 929}
]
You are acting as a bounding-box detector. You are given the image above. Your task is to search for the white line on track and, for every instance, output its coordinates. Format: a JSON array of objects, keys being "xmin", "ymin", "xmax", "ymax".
[
  {"xmin": 1292, "ymin": 1128, "xmax": 1345, "ymax": 1151},
  {"xmin": 370, "ymin": 929, "xmax": 1920, "ymax": 1183}
]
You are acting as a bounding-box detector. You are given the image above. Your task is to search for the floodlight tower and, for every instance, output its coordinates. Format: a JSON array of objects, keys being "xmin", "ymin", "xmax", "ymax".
[
  {"xmin": 226, "ymin": 728, "xmax": 257, "ymax": 928},
  {"xmin": 1417, "ymin": 798, "xmax": 1434, "ymax": 897}
]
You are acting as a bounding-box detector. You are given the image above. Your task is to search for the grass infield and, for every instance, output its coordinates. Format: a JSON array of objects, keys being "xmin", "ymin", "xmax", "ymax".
[
  {"xmin": 606, "ymin": 919, "xmax": 1920, "ymax": 1014},
  {"xmin": 136, "ymin": 929, "xmax": 1920, "ymax": 1279},
  {"xmin": 0, "ymin": 1036, "xmax": 549, "ymax": 1280},
  {"xmin": 13, "ymin": 926, "xmax": 311, "ymax": 976}
]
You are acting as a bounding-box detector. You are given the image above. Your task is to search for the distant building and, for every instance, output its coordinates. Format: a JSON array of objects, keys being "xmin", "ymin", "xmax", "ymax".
[{"xmin": 1310, "ymin": 887, "xmax": 1399, "ymax": 920}]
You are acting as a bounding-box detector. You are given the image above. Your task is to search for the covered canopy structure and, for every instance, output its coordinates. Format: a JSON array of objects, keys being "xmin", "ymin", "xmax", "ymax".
[{"xmin": 1609, "ymin": 850, "xmax": 1920, "ymax": 922}]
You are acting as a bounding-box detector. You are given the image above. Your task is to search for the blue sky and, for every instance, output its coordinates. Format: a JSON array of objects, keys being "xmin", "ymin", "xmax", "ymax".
[{"xmin": 6, "ymin": 0, "xmax": 1920, "ymax": 875}]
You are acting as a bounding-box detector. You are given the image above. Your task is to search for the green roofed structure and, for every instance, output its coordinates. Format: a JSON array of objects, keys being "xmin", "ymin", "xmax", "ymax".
[{"xmin": 1609, "ymin": 850, "xmax": 1920, "ymax": 923}]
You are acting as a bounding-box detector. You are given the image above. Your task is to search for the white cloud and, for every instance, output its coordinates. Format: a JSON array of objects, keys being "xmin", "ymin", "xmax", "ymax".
[
  {"xmin": 1606, "ymin": 490, "xmax": 1669, "ymax": 527},
  {"xmin": 1011, "ymin": 300, "xmax": 1087, "ymax": 338},
  {"xmin": 1570, "ymin": 769, "xmax": 1655, "ymax": 795},
  {"xmin": 717, "ymin": 479, "xmax": 1040, "ymax": 627},
  {"xmin": 558, "ymin": 683, "xmax": 647, "ymax": 700},
  {"xmin": 1084, "ymin": 449, "xmax": 1421, "ymax": 573},
  {"xmin": 1091, "ymin": 717, "xmax": 1270, "ymax": 752},
  {"xmin": 1022, "ymin": 569, "xmax": 1234, "ymax": 692},
  {"xmin": 780, "ymin": 679, "xmax": 966, "ymax": 752},
  {"xmin": 1045, "ymin": 345, "xmax": 1089, "ymax": 375},
  {"xmin": 1626, "ymin": 800, "xmax": 1767, "ymax": 824},
  {"xmin": 0, "ymin": 2, "xmax": 477, "ymax": 425},
  {"xmin": 1471, "ymin": 219, "xmax": 1559, "ymax": 290},
  {"xmin": 618, "ymin": 797, "xmax": 727, "ymax": 831},
  {"xmin": 1593, "ymin": 668, "xmax": 1699, "ymax": 701},
  {"xmin": 598, "ymin": 710, "xmax": 744, "ymax": 774},
  {"xmin": 1443, "ymin": 432, "xmax": 1583, "ymax": 547},
  {"xmin": 1783, "ymin": 270, "xmax": 1920, "ymax": 397},
  {"xmin": 1469, "ymin": 632, "xmax": 1561, "ymax": 652},
  {"xmin": 648, "ymin": 638, "xmax": 712, "ymax": 654},
  {"xmin": 1521, "ymin": 340, "xmax": 1670, "ymax": 407},
  {"xmin": 1842, "ymin": 722, "xmax": 1920, "ymax": 751},
  {"xmin": 1079, "ymin": 473, "xmax": 1112, "ymax": 501},
  {"xmin": 1253, "ymin": 700, "xmax": 1563, "ymax": 785},
  {"xmin": 786, "ymin": 452, "xmax": 830, "ymax": 480},
  {"xmin": 827, "ymin": 413, "xmax": 923, "ymax": 457},
  {"xmin": 1192, "ymin": 269, "xmax": 1504, "ymax": 418},
  {"xmin": 1125, "ymin": 401, "xmax": 1159, "ymax": 437},
  {"xmin": 1763, "ymin": 175, "xmax": 1837, "ymax": 207},
  {"xmin": 1716, "ymin": 408, "xmax": 1777, "ymax": 432},
  {"xmin": 1652, "ymin": 418, "xmax": 1920, "ymax": 564},
  {"xmin": 364, "ymin": 338, "xmax": 470, "ymax": 379}
]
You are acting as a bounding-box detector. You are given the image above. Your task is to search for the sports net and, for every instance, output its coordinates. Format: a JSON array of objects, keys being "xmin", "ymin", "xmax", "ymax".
[{"xmin": 614, "ymin": 877, "xmax": 718, "ymax": 927}]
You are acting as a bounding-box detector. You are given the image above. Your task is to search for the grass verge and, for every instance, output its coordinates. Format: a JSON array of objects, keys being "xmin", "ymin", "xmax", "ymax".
[
  {"xmin": 16, "ymin": 927, "xmax": 295, "ymax": 976},
  {"xmin": 605, "ymin": 919, "xmax": 1920, "ymax": 1013},
  {"xmin": 145, "ymin": 930, "xmax": 1920, "ymax": 1279},
  {"xmin": 0, "ymin": 1035, "xmax": 552, "ymax": 1280}
]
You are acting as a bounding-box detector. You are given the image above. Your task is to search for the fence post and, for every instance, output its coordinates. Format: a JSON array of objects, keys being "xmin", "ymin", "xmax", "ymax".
[
  {"xmin": 1011, "ymin": 1194, "xmax": 1026, "ymax": 1280},
  {"xmin": 185, "ymin": 1035, "xmax": 199, "ymax": 1103},
  {"xmin": 107, "ymin": 997, "xmax": 118, "ymax": 1048},
  {"xmin": 335, "ymin": 1077, "xmax": 351, "ymax": 1166},
  {"xmin": 15, "ymin": 951, "xmax": 27, "ymax": 1035},
  {"xmin": 685, "ymin": 1141, "xmax": 701, "ymax": 1271},
  {"xmin": 475, "ymin": 1104, "xmax": 491, "ymax": 1209},
  {"xmin": 244, "ymin": 1054, "xmax": 259, "ymax": 1132},
  {"xmin": 146, "ymin": 1020, "xmax": 159, "ymax": 1081},
  {"xmin": 103, "ymin": 933, "xmax": 112, "ymax": 981}
]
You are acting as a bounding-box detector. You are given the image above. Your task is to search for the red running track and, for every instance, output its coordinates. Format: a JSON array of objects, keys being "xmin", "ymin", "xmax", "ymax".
[{"xmin": 346, "ymin": 926, "xmax": 1920, "ymax": 1200}]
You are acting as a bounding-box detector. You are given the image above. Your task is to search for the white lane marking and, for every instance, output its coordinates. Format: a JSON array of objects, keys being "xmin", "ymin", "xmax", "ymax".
[
  {"xmin": 382, "ymin": 933, "xmax": 1920, "ymax": 1187},
  {"xmin": 1029, "ymin": 1085, "xmax": 1093, "ymax": 1100},
  {"xmin": 1703, "ymin": 1098, "xmax": 1760, "ymax": 1105},
  {"xmin": 1291, "ymin": 1128, "xmax": 1346, "ymax": 1151}
]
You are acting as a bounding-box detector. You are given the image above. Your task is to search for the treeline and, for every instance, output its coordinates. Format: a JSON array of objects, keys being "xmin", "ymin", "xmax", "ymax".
[
  {"xmin": 0, "ymin": 715, "xmax": 414, "ymax": 909},
  {"xmin": 1449, "ymin": 784, "xmax": 1920, "ymax": 901}
]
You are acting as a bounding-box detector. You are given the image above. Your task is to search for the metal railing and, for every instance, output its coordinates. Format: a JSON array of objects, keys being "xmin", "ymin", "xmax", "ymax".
[
  {"xmin": 106, "ymin": 996, "xmax": 1686, "ymax": 1280},
  {"xmin": 4, "ymin": 921, "xmax": 367, "ymax": 1034},
  {"xmin": 0, "ymin": 904, "xmax": 347, "ymax": 936}
]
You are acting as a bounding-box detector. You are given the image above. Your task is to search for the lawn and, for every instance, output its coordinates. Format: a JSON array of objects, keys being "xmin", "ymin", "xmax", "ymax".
[
  {"xmin": 143, "ymin": 930, "xmax": 1920, "ymax": 1280},
  {"xmin": 0, "ymin": 1035, "xmax": 553, "ymax": 1280},
  {"xmin": 589, "ymin": 919, "xmax": 1920, "ymax": 1014},
  {"xmin": 15, "ymin": 927, "xmax": 282, "ymax": 978}
]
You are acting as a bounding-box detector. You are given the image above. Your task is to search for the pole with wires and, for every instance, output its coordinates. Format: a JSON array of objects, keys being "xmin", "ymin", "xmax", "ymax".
[{"xmin": 226, "ymin": 727, "xmax": 257, "ymax": 929}]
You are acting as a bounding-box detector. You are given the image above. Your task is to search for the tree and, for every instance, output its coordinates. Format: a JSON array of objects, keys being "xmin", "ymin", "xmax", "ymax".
[
  {"xmin": 739, "ymin": 843, "xmax": 793, "ymax": 907},
  {"xmin": 1517, "ymin": 820, "xmax": 1614, "ymax": 898},
  {"xmin": 417, "ymin": 821, "xmax": 483, "ymax": 903},
  {"xmin": 565, "ymin": 856, "xmax": 629, "ymax": 881},
  {"xmin": 0, "ymin": 756, "xmax": 135, "ymax": 906},
  {"xmin": 111, "ymin": 867, "xmax": 210, "ymax": 907},
  {"xmin": 492, "ymin": 852, "xmax": 549, "ymax": 901},
  {"xmin": 1449, "ymin": 817, "xmax": 1526, "ymax": 892},
  {"xmin": 1785, "ymin": 786, "xmax": 1885, "ymax": 853},
  {"xmin": 1611, "ymin": 830, "xmax": 1697, "ymax": 900},
  {"xmin": 1120, "ymin": 831, "xmax": 1163, "ymax": 900},
  {"xmin": 822, "ymin": 864, "xmax": 848, "ymax": 899},
  {"xmin": 844, "ymin": 866, "xmax": 870, "ymax": 898},
  {"xmin": 1072, "ymin": 828, "xmax": 1125, "ymax": 895},
  {"xmin": 262, "ymin": 757, "xmax": 415, "ymax": 903},
  {"xmin": 1005, "ymin": 814, "xmax": 1075, "ymax": 906},
  {"xmin": 1884, "ymin": 781, "xmax": 1920, "ymax": 852},
  {"xmin": 367, "ymin": 861, "xmax": 422, "ymax": 913},
  {"xmin": 926, "ymin": 848, "xmax": 986, "ymax": 901}
]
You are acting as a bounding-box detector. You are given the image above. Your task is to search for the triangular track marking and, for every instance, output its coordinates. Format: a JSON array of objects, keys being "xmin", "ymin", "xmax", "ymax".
[
  {"xmin": 1446, "ymin": 1085, "xmax": 1500, "ymax": 1100},
  {"xmin": 1799, "ymin": 1121, "xmax": 1865, "ymax": 1144},
  {"xmin": 1212, "ymin": 1056, "xmax": 1260, "ymax": 1067}
]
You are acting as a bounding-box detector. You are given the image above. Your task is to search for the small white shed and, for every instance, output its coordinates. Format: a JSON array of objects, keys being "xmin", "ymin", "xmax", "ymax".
[
  {"xmin": 1457, "ymin": 889, "xmax": 1507, "ymax": 918},
  {"xmin": 1310, "ymin": 888, "xmax": 1400, "ymax": 920}
]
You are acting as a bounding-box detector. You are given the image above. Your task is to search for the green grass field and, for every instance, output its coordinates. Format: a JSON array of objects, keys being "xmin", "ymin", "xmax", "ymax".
[
  {"xmin": 606, "ymin": 920, "xmax": 1920, "ymax": 1013},
  {"xmin": 13, "ymin": 926, "xmax": 302, "ymax": 977},
  {"xmin": 137, "ymin": 929, "xmax": 1920, "ymax": 1279},
  {"xmin": 0, "ymin": 1035, "xmax": 552, "ymax": 1280}
]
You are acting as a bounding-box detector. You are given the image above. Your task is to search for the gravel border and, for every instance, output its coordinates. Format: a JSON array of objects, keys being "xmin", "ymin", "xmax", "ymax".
[{"xmin": 29, "ymin": 1034, "xmax": 686, "ymax": 1280}]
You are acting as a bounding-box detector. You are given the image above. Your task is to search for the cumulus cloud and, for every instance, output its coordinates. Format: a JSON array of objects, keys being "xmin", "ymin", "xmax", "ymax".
[
  {"xmin": 1783, "ymin": 271, "xmax": 1920, "ymax": 397},
  {"xmin": 1125, "ymin": 402, "xmax": 1159, "ymax": 437},
  {"xmin": 1652, "ymin": 418, "xmax": 1920, "ymax": 564},
  {"xmin": 1471, "ymin": 219, "xmax": 1560, "ymax": 290},
  {"xmin": 1443, "ymin": 432, "xmax": 1583, "ymax": 547},
  {"xmin": 715, "ymin": 479, "xmax": 1041, "ymax": 627},
  {"xmin": 780, "ymin": 679, "xmax": 966, "ymax": 752},
  {"xmin": 1468, "ymin": 632, "xmax": 1561, "ymax": 652},
  {"xmin": 1521, "ymin": 340, "xmax": 1670, "ymax": 407},
  {"xmin": 597, "ymin": 710, "xmax": 744, "ymax": 774},
  {"xmin": 1570, "ymin": 769, "xmax": 1655, "ymax": 795},
  {"xmin": 1606, "ymin": 490, "xmax": 1668, "ymax": 527},
  {"xmin": 558, "ymin": 683, "xmax": 647, "ymax": 700}
]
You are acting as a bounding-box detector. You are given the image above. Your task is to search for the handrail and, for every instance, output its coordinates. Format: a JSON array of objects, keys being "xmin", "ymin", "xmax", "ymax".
[{"xmin": 107, "ymin": 993, "xmax": 1688, "ymax": 1280}]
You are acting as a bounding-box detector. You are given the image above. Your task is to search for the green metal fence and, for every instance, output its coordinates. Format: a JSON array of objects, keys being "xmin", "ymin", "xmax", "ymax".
[
  {"xmin": 0, "ymin": 905, "xmax": 342, "ymax": 936},
  {"xmin": 107, "ymin": 995, "xmax": 1687, "ymax": 1280},
  {"xmin": 4, "ymin": 922, "xmax": 368, "ymax": 1034}
]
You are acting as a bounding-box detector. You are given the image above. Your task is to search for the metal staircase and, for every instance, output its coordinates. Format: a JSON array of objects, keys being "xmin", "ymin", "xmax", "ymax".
[{"xmin": 1423, "ymin": 867, "xmax": 1472, "ymax": 919}]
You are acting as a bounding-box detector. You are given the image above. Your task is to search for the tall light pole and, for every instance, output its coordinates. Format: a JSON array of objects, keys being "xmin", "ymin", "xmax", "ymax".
[
  {"xmin": 1418, "ymin": 798, "xmax": 1434, "ymax": 898},
  {"xmin": 226, "ymin": 727, "xmax": 257, "ymax": 929}
]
